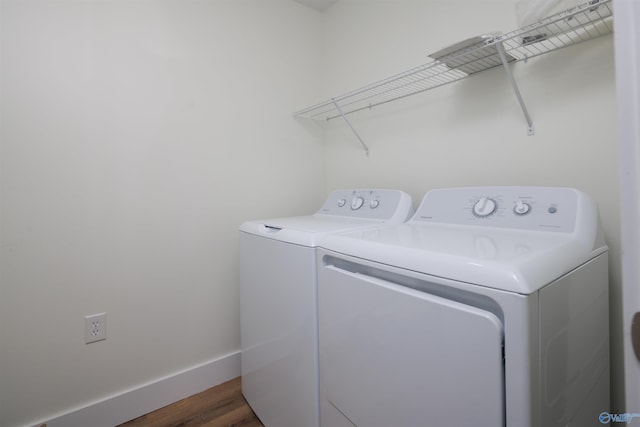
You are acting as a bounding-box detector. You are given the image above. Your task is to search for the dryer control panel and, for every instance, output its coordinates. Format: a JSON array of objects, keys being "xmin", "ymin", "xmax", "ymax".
[
  {"xmin": 413, "ymin": 187, "xmax": 595, "ymax": 233},
  {"xmin": 317, "ymin": 189, "xmax": 413, "ymax": 222}
]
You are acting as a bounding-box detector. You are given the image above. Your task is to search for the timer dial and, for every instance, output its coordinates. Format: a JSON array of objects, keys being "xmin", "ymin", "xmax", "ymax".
[
  {"xmin": 350, "ymin": 197, "xmax": 365, "ymax": 210},
  {"xmin": 473, "ymin": 197, "xmax": 497, "ymax": 217}
]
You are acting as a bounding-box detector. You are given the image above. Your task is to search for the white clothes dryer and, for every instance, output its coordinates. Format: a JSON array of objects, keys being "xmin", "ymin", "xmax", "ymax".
[
  {"xmin": 317, "ymin": 186, "xmax": 609, "ymax": 427},
  {"xmin": 239, "ymin": 189, "xmax": 413, "ymax": 427}
]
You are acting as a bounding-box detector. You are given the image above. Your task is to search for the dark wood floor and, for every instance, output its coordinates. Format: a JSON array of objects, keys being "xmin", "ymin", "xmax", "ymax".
[{"xmin": 117, "ymin": 377, "xmax": 264, "ymax": 427}]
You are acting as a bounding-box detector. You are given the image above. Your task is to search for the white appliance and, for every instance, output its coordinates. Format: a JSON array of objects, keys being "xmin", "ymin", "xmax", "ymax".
[
  {"xmin": 239, "ymin": 189, "xmax": 413, "ymax": 427},
  {"xmin": 317, "ymin": 186, "xmax": 609, "ymax": 427}
]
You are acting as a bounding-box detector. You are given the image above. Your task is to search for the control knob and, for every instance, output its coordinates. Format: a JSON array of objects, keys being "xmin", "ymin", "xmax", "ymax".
[
  {"xmin": 473, "ymin": 197, "xmax": 497, "ymax": 217},
  {"xmin": 350, "ymin": 197, "xmax": 364, "ymax": 210},
  {"xmin": 513, "ymin": 200, "xmax": 531, "ymax": 215}
]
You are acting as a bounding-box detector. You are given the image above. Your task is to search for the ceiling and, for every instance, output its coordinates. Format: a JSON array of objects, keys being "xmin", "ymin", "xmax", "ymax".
[{"xmin": 293, "ymin": 0, "xmax": 339, "ymax": 12}]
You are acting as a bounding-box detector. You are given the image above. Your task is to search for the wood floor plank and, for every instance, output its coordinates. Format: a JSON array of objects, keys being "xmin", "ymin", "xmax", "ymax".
[
  {"xmin": 201, "ymin": 405, "xmax": 265, "ymax": 427},
  {"xmin": 117, "ymin": 377, "xmax": 264, "ymax": 427}
]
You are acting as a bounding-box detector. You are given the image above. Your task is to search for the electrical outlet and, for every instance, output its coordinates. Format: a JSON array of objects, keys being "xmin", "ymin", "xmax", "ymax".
[{"xmin": 84, "ymin": 313, "xmax": 107, "ymax": 344}]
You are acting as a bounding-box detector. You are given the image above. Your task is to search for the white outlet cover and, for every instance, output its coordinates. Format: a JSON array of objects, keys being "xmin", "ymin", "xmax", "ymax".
[{"xmin": 85, "ymin": 313, "xmax": 107, "ymax": 344}]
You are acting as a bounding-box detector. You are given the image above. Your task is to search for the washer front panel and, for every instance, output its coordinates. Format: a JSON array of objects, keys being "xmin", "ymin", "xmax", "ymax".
[{"xmin": 239, "ymin": 234, "xmax": 319, "ymax": 427}]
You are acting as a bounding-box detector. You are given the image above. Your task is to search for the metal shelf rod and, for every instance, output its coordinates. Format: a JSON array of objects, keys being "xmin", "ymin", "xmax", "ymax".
[
  {"xmin": 495, "ymin": 41, "xmax": 535, "ymax": 136},
  {"xmin": 332, "ymin": 99, "xmax": 370, "ymax": 156}
]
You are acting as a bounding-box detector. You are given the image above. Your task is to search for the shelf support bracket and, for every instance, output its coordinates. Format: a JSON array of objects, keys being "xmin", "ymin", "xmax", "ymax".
[
  {"xmin": 332, "ymin": 99, "xmax": 370, "ymax": 156},
  {"xmin": 495, "ymin": 41, "xmax": 535, "ymax": 136}
]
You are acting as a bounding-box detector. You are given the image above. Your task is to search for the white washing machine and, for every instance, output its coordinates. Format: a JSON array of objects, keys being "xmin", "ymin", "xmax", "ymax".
[
  {"xmin": 317, "ymin": 186, "xmax": 609, "ymax": 427},
  {"xmin": 239, "ymin": 189, "xmax": 413, "ymax": 427}
]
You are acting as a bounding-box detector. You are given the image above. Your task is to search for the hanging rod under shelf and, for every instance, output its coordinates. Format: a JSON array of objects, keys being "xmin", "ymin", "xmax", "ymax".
[{"xmin": 293, "ymin": 0, "xmax": 613, "ymax": 123}]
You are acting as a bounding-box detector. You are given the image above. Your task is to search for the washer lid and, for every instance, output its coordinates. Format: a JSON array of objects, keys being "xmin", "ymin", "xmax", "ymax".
[
  {"xmin": 240, "ymin": 215, "xmax": 387, "ymax": 247},
  {"xmin": 320, "ymin": 222, "xmax": 607, "ymax": 294}
]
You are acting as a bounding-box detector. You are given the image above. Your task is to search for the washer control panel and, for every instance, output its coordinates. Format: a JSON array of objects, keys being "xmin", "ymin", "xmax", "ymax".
[
  {"xmin": 414, "ymin": 187, "xmax": 582, "ymax": 232},
  {"xmin": 318, "ymin": 189, "xmax": 413, "ymax": 220}
]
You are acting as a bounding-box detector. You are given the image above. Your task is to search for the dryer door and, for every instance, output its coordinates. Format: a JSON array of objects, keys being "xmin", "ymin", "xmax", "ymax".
[{"xmin": 319, "ymin": 262, "xmax": 505, "ymax": 427}]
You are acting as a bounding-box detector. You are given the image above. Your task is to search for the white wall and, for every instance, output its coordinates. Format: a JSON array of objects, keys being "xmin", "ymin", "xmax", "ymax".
[
  {"xmin": 321, "ymin": 0, "xmax": 622, "ymax": 410},
  {"xmin": 0, "ymin": 1, "xmax": 325, "ymax": 426}
]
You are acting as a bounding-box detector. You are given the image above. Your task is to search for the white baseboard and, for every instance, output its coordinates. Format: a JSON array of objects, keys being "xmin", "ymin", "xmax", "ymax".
[{"xmin": 31, "ymin": 351, "xmax": 240, "ymax": 427}]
